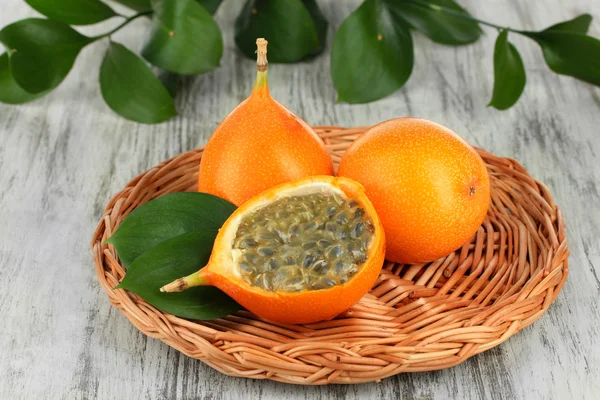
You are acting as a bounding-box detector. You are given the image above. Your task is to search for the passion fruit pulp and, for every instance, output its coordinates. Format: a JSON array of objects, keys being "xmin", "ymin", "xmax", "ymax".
[{"xmin": 234, "ymin": 191, "xmax": 375, "ymax": 292}]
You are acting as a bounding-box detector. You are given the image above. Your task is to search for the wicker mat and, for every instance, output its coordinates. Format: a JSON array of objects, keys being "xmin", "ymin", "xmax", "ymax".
[{"xmin": 91, "ymin": 126, "xmax": 569, "ymax": 384}]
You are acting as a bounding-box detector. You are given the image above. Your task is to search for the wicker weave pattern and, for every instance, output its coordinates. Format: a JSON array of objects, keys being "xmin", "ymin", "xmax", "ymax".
[{"xmin": 91, "ymin": 126, "xmax": 569, "ymax": 384}]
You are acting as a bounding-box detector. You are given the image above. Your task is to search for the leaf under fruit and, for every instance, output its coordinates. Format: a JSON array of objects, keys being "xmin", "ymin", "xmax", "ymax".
[
  {"xmin": 106, "ymin": 192, "xmax": 236, "ymax": 267},
  {"xmin": 117, "ymin": 231, "xmax": 241, "ymax": 320}
]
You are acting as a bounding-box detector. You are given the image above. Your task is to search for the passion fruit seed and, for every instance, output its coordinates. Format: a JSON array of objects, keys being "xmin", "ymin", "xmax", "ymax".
[{"xmin": 233, "ymin": 192, "xmax": 374, "ymax": 292}]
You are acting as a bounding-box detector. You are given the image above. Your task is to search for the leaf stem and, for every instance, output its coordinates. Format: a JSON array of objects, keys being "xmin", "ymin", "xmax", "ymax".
[
  {"xmin": 406, "ymin": 0, "xmax": 511, "ymax": 32},
  {"xmin": 94, "ymin": 10, "xmax": 154, "ymax": 41}
]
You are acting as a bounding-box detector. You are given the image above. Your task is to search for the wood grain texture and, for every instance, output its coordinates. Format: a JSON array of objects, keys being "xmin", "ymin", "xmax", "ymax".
[{"xmin": 0, "ymin": 0, "xmax": 598, "ymax": 399}]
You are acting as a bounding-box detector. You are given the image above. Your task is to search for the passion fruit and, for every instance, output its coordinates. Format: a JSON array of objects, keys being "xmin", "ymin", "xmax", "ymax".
[
  {"xmin": 198, "ymin": 39, "xmax": 334, "ymax": 206},
  {"xmin": 161, "ymin": 176, "xmax": 385, "ymax": 324},
  {"xmin": 338, "ymin": 118, "xmax": 490, "ymax": 264}
]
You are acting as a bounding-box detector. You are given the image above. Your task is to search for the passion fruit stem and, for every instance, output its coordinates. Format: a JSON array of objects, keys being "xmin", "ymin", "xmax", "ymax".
[
  {"xmin": 160, "ymin": 271, "xmax": 207, "ymax": 293},
  {"xmin": 253, "ymin": 38, "xmax": 269, "ymax": 93}
]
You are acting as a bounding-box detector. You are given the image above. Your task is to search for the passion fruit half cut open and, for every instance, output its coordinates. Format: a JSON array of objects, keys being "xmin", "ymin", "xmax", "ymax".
[{"xmin": 161, "ymin": 176, "xmax": 385, "ymax": 324}]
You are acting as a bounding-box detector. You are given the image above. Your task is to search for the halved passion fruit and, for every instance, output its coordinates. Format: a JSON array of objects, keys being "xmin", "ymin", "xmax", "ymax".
[{"xmin": 161, "ymin": 176, "xmax": 385, "ymax": 324}]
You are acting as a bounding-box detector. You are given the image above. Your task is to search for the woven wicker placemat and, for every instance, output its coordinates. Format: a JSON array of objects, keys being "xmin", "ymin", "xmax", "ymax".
[{"xmin": 91, "ymin": 126, "xmax": 569, "ymax": 384}]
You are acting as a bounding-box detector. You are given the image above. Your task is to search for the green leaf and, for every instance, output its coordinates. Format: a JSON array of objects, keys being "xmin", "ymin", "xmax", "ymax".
[
  {"xmin": 331, "ymin": 0, "xmax": 413, "ymax": 104},
  {"xmin": 99, "ymin": 42, "xmax": 177, "ymax": 124},
  {"xmin": 196, "ymin": 0, "xmax": 222, "ymax": 14},
  {"xmin": 110, "ymin": 192, "xmax": 240, "ymax": 319},
  {"xmin": 112, "ymin": 0, "xmax": 152, "ymax": 12},
  {"xmin": 544, "ymin": 14, "xmax": 592, "ymax": 34},
  {"xmin": 386, "ymin": 0, "xmax": 481, "ymax": 45},
  {"xmin": 117, "ymin": 231, "xmax": 241, "ymax": 320},
  {"xmin": 157, "ymin": 69, "xmax": 181, "ymax": 97},
  {"xmin": 523, "ymin": 30, "xmax": 600, "ymax": 87},
  {"xmin": 24, "ymin": 0, "xmax": 117, "ymax": 25},
  {"xmin": 142, "ymin": 0, "xmax": 223, "ymax": 75},
  {"xmin": 0, "ymin": 18, "xmax": 92, "ymax": 93},
  {"xmin": 0, "ymin": 53, "xmax": 49, "ymax": 104},
  {"xmin": 488, "ymin": 30, "xmax": 526, "ymax": 110},
  {"xmin": 302, "ymin": 0, "xmax": 328, "ymax": 57},
  {"xmin": 106, "ymin": 192, "xmax": 236, "ymax": 267},
  {"xmin": 234, "ymin": 0, "xmax": 321, "ymax": 63}
]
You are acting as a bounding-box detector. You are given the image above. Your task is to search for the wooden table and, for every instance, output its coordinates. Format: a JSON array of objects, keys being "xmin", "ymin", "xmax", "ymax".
[{"xmin": 1, "ymin": 1, "xmax": 599, "ymax": 398}]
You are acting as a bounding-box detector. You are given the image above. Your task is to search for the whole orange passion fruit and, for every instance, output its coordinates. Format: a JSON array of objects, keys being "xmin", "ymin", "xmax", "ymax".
[
  {"xmin": 198, "ymin": 39, "xmax": 333, "ymax": 206},
  {"xmin": 162, "ymin": 176, "xmax": 385, "ymax": 324},
  {"xmin": 338, "ymin": 118, "xmax": 490, "ymax": 264}
]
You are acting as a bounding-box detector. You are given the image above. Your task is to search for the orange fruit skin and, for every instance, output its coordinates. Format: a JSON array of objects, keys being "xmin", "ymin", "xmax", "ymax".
[
  {"xmin": 338, "ymin": 118, "xmax": 490, "ymax": 264},
  {"xmin": 200, "ymin": 176, "xmax": 385, "ymax": 324},
  {"xmin": 198, "ymin": 87, "xmax": 334, "ymax": 206}
]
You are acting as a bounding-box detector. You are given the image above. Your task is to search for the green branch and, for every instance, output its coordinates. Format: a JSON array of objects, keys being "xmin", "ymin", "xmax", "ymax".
[
  {"xmin": 407, "ymin": 0, "xmax": 509, "ymax": 32},
  {"xmin": 94, "ymin": 10, "xmax": 153, "ymax": 41}
]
